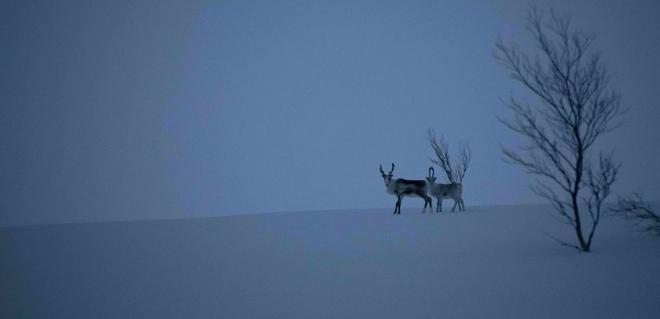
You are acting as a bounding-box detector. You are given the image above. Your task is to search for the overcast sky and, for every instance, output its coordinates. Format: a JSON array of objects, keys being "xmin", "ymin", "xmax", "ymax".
[{"xmin": 2, "ymin": 0, "xmax": 659, "ymax": 225}]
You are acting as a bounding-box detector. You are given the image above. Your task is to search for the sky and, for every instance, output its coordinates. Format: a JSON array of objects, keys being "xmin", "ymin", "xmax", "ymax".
[{"xmin": 2, "ymin": 0, "xmax": 659, "ymax": 225}]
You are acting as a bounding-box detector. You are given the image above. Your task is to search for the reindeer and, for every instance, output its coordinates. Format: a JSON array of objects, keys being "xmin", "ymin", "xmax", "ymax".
[
  {"xmin": 427, "ymin": 131, "xmax": 471, "ymax": 212},
  {"xmin": 380, "ymin": 163, "xmax": 433, "ymax": 214},
  {"xmin": 426, "ymin": 167, "xmax": 464, "ymax": 212}
]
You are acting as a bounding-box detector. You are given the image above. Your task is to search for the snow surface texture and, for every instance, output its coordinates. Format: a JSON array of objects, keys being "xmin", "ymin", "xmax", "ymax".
[{"xmin": 2, "ymin": 205, "xmax": 659, "ymax": 318}]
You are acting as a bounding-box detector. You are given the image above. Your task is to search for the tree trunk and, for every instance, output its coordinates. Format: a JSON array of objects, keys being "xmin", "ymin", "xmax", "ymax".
[
  {"xmin": 572, "ymin": 194, "xmax": 589, "ymax": 251},
  {"xmin": 573, "ymin": 148, "xmax": 590, "ymax": 252}
]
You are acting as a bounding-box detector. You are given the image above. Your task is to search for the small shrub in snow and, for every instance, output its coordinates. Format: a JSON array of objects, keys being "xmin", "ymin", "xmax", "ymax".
[{"xmin": 612, "ymin": 194, "xmax": 660, "ymax": 235}]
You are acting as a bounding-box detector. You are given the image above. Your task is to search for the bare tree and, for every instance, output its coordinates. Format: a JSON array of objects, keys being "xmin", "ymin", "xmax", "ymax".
[
  {"xmin": 494, "ymin": 7, "xmax": 624, "ymax": 252},
  {"xmin": 428, "ymin": 130, "xmax": 471, "ymax": 184},
  {"xmin": 612, "ymin": 194, "xmax": 660, "ymax": 235}
]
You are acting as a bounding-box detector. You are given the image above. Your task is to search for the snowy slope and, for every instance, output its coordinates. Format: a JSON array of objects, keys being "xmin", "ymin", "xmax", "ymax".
[{"xmin": 2, "ymin": 205, "xmax": 659, "ymax": 318}]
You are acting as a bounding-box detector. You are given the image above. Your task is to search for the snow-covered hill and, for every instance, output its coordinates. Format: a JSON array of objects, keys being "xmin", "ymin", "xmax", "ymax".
[{"xmin": 2, "ymin": 205, "xmax": 659, "ymax": 318}]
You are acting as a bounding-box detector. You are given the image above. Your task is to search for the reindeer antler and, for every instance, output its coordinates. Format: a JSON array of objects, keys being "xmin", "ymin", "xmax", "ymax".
[
  {"xmin": 428, "ymin": 166, "xmax": 435, "ymax": 177},
  {"xmin": 379, "ymin": 164, "xmax": 385, "ymax": 175},
  {"xmin": 389, "ymin": 163, "xmax": 395, "ymax": 175}
]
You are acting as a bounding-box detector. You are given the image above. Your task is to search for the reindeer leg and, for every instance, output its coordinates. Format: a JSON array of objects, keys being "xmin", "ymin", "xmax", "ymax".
[
  {"xmin": 460, "ymin": 198, "xmax": 465, "ymax": 211},
  {"xmin": 418, "ymin": 191, "xmax": 428, "ymax": 213},
  {"xmin": 437, "ymin": 198, "xmax": 442, "ymax": 212},
  {"xmin": 451, "ymin": 199, "xmax": 458, "ymax": 212},
  {"xmin": 427, "ymin": 196, "xmax": 433, "ymax": 213},
  {"xmin": 393, "ymin": 196, "xmax": 399, "ymax": 215},
  {"xmin": 395, "ymin": 195, "xmax": 402, "ymax": 214}
]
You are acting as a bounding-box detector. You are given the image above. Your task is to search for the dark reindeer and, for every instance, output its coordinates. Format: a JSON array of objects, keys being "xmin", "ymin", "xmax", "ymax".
[{"xmin": 380, "ymin": 163, "xmax": 433, "ymax": 214}]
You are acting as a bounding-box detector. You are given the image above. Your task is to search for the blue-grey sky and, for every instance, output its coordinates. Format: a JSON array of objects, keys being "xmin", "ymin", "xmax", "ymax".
[{"xmin": 2, "ymin": 0, "xmax": 659, "ymax": 225}]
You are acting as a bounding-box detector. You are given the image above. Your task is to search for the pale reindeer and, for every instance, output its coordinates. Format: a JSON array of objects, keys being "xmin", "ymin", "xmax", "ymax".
[
  {"xmin": 426, "ymin": 167, "xmax": 464, "ymax": 212},
  {"xmin": 380, "ymin": 163, "xmax": 433, "ymax": 214},
  {"xmin": 427, "ymin": 131, "xmax": 471, "ymax": 212}
]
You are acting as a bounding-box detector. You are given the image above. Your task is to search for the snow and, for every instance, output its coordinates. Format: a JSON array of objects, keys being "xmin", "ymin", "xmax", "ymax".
[{"xmin": 2, "ymin": 204, "xmax": 659, "ymax": 318}]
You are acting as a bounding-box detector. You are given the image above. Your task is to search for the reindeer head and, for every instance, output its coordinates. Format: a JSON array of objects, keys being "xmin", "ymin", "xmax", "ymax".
[
  {"xmin": 426, "ymin": 166, "xmax": 437, "ymax": 184},
  {"xmin": 379, "ymin": 163, "xmax": 395, "ymax": 186}
]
